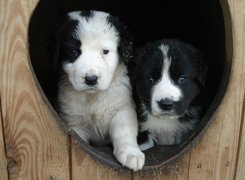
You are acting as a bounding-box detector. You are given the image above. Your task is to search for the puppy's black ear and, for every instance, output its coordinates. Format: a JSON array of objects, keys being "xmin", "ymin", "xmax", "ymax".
[
  {"xmin": 198, "ymin": 61, "xmax": 208, "ymax": 87},
  {"xmin": 127, "ymin": 46, "xmax": 150, "ymax": 85},
  {"xmin": 107, "ymin": 16, "xmax": 133, "ymax": 64},
  {"xmin": 194, "ymin": 50, "xmax": 208, "ymax": 87},
  {"xmin": 45, "ymin": 13, "xmax": 68, "ymax": 67},
  {"xmin": 46, "ymin": 25, "xmax": 61, "ymax": 66},
  {"xmin": 46, "ymin": 32, "xmax": 60, "ymax": 66},
  {"xmin": 184, "ymin": 42, "xmax": 208, "ymax": 88}
]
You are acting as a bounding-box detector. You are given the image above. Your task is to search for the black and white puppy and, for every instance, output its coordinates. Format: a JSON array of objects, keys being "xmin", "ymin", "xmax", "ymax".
[
  {"xmin": 128, "ymin": 39, "xmax": 208, "ymax": 151},
  {"xmin": 46, "ymin": 10, "xmax": 144, "ymax": 171}
]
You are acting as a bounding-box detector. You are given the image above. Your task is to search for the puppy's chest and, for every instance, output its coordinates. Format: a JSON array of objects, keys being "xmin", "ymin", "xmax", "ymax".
[
  {"xmin": 140, "ymin": 115, "xmax": 182, "ymax": 134},
  {"xmin": 140, "ymin": 115, "xmax": 195, "ymax": 144},
  {"xmin": 73, "ymin": 94, "xmax": 116, "ymax": 127},
  {"xmin": 59, "ymin": 75, "xmax": 131, "ymax": 140}
]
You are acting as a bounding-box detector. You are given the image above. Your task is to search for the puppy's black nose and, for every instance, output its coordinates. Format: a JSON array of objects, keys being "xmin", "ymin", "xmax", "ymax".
[
  {"xmin": 85, "ymin": 75, "xmax": 98, "ymax": 86},
  {"xmin": 157, "ymin": 98, "xmax": 174, "ymax": 111}
]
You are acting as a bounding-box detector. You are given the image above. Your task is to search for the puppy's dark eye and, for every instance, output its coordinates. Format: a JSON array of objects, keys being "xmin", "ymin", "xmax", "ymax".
[
  {"xmin": 149, "ymin": 76, "xmax": 154, "ymax": 83},
  {"xmin": 69, "ymin": 49, "xmax": 81, "ymax": 59},
  {"xmin": 103, "ymin": 49, "xmax": 109, "ymax": 55},
  {"xmin": 178, "ymin": 75, "xmax": 188, "ymax": 84}
]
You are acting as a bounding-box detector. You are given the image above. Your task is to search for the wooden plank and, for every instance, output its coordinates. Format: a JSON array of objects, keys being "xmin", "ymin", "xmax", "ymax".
[
  {"xmin": 0, "ymin": 0, "xmax": 70, "ymax": 179},
  {"xmin": 187, "ymin": 0, "xmax": 245, "ymax": 179},
  {"xmin": 71, "ymin": 139, "xmax": 132, "ymax": 180},
  {"xmin": 233, "ymin": 0, "xmax": 245, "ymax": 178},
  {"xmin": 133, "ymin": 154, "xmax": 190, "ymax": 180},
  {"xmin": 0, "ymin": 99, "xmax": 8, "ymax": 180},
  {"xmin": 187, "ymin": 111, "xmax": 239, "ymax": 180},
  {"xmin": 235, "ymin": 100, "xmax": 245, "ymax": 180}
]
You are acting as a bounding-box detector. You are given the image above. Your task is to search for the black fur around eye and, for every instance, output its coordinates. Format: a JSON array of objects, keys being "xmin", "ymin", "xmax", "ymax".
[
  {"xmin": 70, "ymin": 49, "xmax": 81, "ymax": 57},
  {"xmin": 103, "ymin": 49, "xmax": 109, "ymax": 55},
  {"xmin": 69, "ymin": 49, "xmax": 81, "ymax": 59},
  {"xmin": 148, "ymin": 76, "xmax": 154, "ymax": 83},
  {"xmin": 178, "ymin": 75, "xmax": 188, "ymax": 84}
]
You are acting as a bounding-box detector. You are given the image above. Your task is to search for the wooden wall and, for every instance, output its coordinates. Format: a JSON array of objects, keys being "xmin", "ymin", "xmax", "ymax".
[{"xmin": 0, "ymin": 0, "xmax": 245, "ymax": 179}]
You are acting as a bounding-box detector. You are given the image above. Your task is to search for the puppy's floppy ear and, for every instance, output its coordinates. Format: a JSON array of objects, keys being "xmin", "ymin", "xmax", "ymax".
[
  {"xmin": 127, "ymin": 46, "xmax": 149, "ymax": 85},
  {"xmin": 46, "ymin": 32, "xmax": 60, "ymax": 66},
  {"xmin": 45, "ymin": 13, "xmax": 68, "ymax": 67},
  {"xmin": 46, "ymin": 25, "xmax": 61, "ymax": 67},
  {"xmin": 107, "ymin": 15, "xmax": 133, "ymax": 64},
  {"xmin": 198, "ymin": 60, "xmax": 208, "ymax": 87},
  {"xmin": 194, "ymin": 49, "xmax": 208, "ymax": 87}
]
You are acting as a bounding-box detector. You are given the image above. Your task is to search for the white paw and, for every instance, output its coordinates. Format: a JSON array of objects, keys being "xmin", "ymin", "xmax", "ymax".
[{"xmin": 114, "ymin": 145, "xmax": 145, "ymax": 171}]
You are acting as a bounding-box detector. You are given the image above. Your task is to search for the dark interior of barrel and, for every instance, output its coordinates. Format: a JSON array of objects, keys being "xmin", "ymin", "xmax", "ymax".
[{"xmin": 29, "ymin": 0, "xmax": 230, "ymax": 170}]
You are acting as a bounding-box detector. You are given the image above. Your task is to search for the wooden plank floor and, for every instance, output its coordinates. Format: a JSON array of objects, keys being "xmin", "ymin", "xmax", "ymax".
[{"xmin": 0, "ymin": 0, "xmax": 245, "ymax": 179}]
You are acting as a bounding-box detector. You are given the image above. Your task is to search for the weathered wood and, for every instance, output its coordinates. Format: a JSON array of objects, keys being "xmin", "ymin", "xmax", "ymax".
[
  {"xmin": 0, "ymin": 99, "xmax": 8, "ymax": 180},
  {"xmin": 236, "ymin": 102, "xmax": 245, "ymax": 180},
  {"xmin": 133, "ymin": 154, "xmax": 191, "ymax": 180},
  {"xmin": 0, "ymin": 0, "xmax": 70, "ymax": 179},
  {"xmin": 1, "ymin": 0, "xmax": 245, "ymax": 179},
  {"xmin": 71, "ymin": 139, "xmax": 132, "ymax": 180},
  {"xmin": 232, "ymin": 0, "xmax": 245, "ymax": 178},
  {"xmin": 187, "ymin": 0, "xmax": 244, "ymax": 179}
]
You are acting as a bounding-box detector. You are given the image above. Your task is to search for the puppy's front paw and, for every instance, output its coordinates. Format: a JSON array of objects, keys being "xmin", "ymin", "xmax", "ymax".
[{"xmin": 114, "ymin": 145, "xmax": 145, "ymax": 171}]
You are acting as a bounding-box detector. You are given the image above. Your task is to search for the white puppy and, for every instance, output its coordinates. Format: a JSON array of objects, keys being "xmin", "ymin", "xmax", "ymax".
[{"xmin": 46, "ymin": 10, "xmax": 144, "ymax": 171}]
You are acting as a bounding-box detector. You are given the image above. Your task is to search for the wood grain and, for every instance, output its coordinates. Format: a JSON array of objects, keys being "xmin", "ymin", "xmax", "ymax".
[
  {"xmin": 235, "ymin": 98, "xmax": 245, "ymax": 180},
  {"xmin": 71, "ymin": 139, "xmax": 132, "ymax": 180},
  {"xmin": 1, "ymin": 0, "xmax": 245, "ymax": 179},
  {"xmin": 0, "ymin": 98, "xmax": 8, "ymax": 180},
  {"xmin": 133, "ymin": 154, "xmax": 191, "ymax": 180},
  {"xmin": 232, "ymin": 0, "xmax": 245, "ymax": 178},
  {"xmin": 187, "ymin": 0, "xmax": 245, "ymax": 179},
  {"xmin": 0, "ymin": 0, "xmax": 70, "ymax": 179}
]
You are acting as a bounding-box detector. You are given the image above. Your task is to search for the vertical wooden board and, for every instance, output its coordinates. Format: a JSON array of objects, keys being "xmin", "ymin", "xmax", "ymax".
[
  {"xmin": 235, "ymin": 100, "xmax": 245, "ymax": 180},
  {"xmin": 0, "ymin": 0, "xmax": 70, "ymax": 179},
  {"xmin": 187, "ymin": 109, "xmax": 239, "ymax": 180},
  {"xmin": 71, "ymin": 139, "xmax": 132, "ymax": 180},
  {"xmin": 187, "ymin": 0, "xmax": 245, "ymax": 179},
  {"xmin": 0, "ymin": 99, "xmax": 8, "ymax": 180},
  {"xmin": 232, "ymin": 0, "xmax": 245, "ymax": 179},
  {"xmin": 133, "ymin": 154, "xmax": 191, "ymax": 180}
]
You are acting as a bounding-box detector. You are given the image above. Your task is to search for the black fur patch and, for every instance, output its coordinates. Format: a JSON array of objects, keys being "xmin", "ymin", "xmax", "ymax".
[
  {"xmin": 128, "ymin": 42, "xmax": 164, "ymax": 118},
  {"xmin": 80, "ymin": 10, "xmax": 94, "ymax": 22},
  {"xmin": 137, "ymin": 130, "xmax": 150, "ymax": 145},
  {"xmin": 128, "ymin": 39, "xmax": 208, "ymax": 146},
  {"xmin": 107, "ymin": 15, "xmax": 133, "ymax": 64},
  {"xmin": 46, "ymin": 14, "xmax": 80, "ymax": 67}
]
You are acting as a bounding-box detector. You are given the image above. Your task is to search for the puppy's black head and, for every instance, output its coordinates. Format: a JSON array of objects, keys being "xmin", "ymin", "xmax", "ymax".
[{"xmin": 129, "ymin": 39, "xmax": 208, "ymax": 118}]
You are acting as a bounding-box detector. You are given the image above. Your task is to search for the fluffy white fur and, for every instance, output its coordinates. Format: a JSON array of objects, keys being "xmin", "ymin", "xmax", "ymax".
[
  {"xmin": 58, "ymin": 11, "xmax": 144, "ymax": 171},
  {"xmin": 64, "ymin": 11, "xmax": 120, "ymax": 91},
  {"xmin": 139, "ymin": 115, "xmax": 195, "ymax": 150}
]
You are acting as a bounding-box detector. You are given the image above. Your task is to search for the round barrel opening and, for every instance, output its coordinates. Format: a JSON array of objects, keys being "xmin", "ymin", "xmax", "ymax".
[{"xmin": 29, "ymin": 0, "xmax": 231, "ymax": 170}]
